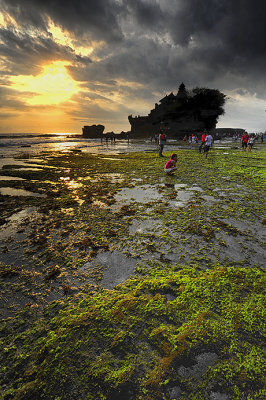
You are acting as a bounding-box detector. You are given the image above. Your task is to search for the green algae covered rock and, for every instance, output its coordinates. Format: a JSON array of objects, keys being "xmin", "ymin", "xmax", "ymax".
[
  {"xmin": 1, "ymin": 265, "xmax": 265, "ymax": 400},
  {"xmin": 0, "ymin": 143, "xmax": 265, "ymax": 400}
]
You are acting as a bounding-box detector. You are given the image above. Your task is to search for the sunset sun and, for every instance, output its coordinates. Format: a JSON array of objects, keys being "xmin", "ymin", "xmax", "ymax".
[{"xmin": 10, "ymin": 61, "xmax": 80, "ymax": 105}]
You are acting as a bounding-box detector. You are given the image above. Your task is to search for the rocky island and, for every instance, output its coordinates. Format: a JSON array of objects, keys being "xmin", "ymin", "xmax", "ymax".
[{"xmin": 128, "ymin": 83, "xmax": 226, "ymax": 138}]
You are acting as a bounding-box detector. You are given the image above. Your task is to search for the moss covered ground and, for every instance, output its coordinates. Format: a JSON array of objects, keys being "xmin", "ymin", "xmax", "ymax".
[{"xmin": 0, "ymin": 141, "xmax": 265, "ymax": 399}]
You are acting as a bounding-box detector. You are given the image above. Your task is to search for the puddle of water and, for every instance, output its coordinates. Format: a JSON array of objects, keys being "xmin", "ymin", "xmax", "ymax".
[
  {"xmin": 60, "ymin": 178, "xmax": 83, "ymax": 189},
  {"xmin": 212, "ymin": 188, "xmax": 231, "ymax": 197},
  {"xmin": 0, "ymin": 158, "xmax": 33, "ymax": 169},
  {"xmin": 0, "ymin": 187, "xmax": 45, "ymax": 197},
  {"xmin": 6, "ymin": 168, "xmax": 44, "ymax": 172},
  {"xmin": 115, "ymin": 185, "xmax": 163, "ymax": 203},
  {"xmin": 174, "ymin": 183, "xmax": 188, "ymax": 189},
  {"xmin": 115, "ymin": 183, "xmax": 202, "ymax": 209},
  {"xmin": 129, "ymin": 218, "xmax": 162, "ymax": 234},
  {"xmin": 0, "ymin": 207, "xmax": 36, "ymax": 239},
  {"xmin": 201, "ymin": 195, "xmax": 215, "ymax": 202},
  {"xmin": 0, "ymin": 176, "xmax": 25, "ymax": 181},
  {"xmin": 189, "ymin": 186, "xmax": 203, "ymax": 192},
  {"xmin": 100, "ymin": 158, "xmax": 124, "ymax": 161},
  {"xmin": 169, "ymin": 190, "xmax": 192, "ymax": 208},
  {"xmin": 82, "ymin": 250, "xmax": 137, "ymax": 288}
]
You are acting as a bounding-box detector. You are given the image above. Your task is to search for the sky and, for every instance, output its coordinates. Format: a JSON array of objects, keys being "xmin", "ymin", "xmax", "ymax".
[{"xmin": 0, "ymin": 0, "xmax": 266, "ymax": 134}]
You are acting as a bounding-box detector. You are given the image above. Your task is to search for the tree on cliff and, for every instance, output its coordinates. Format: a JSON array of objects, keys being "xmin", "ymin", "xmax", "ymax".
[{"xmin": 189, "ymin": 87, "xmax": 226, "ymax": 130}]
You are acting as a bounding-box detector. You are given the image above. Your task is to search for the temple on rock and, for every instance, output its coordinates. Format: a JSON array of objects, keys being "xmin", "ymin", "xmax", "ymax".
[{"xmin": 128, "ymin": 83, "xmax": 226, "ymax": 139}]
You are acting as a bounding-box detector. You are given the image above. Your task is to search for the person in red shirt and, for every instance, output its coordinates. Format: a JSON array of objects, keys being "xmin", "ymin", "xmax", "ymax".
[
  {"xmin": 164, "ymin": 153, "xmax": 177, "ymax": 175},
  {"xmin": 158, "ymin": 132, "xmax": 167, "ymax": 157},
  {"xmin": 241, "ymin": 132, "xmax": 249, "ymax": 151},
  {"xmin": 199, "ymin": 132, "xmax": 207, "ymax": 153}
]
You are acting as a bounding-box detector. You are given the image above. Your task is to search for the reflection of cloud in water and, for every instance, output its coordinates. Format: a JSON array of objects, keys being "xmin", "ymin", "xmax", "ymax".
[
  {"xmin": 82, "ymin": 250, "xmax": 137, "ymax": 289},
  {"xmin": 174, "ymin": 183, "xmax": 188, "ymax": 189},
  {"xmin": 100, "ymin": 158, "xmax": 124, "ymax": 161},
  {"xmin": 201, "ymin": 195, "xmax": 215, "ymax": 202},
  {"xmin": 0, "ymin": 176, "xmax": 25, "ymax": 180},
  {"xmin": 0, "ymin": 187, "xmax": 45, "ymax": 197},
  {"xmin": 115, "ymin": 183, "xmax": 205, "ymax": 208},
  {"xmin": 5, "ymin": 168, "xmax": 43, "ymax": 172},
  {"xmin": 129, "ymin": 218, "xmax": 162, "ymax": 234},
  {"xmin": 177, "ymin": 190, "xmax": 191, "ymax": 202},
  {"xmin": 60, "ymin": 177, "xmax": 83, "ymax": 189},
  {"xmin": 188, "ymin": 185, "xmax": 203, "ymax": 192},
  {"xmin": 116, "ymin": 185, "xmax": 163, "ymax": 203},
  {"xmin": 0, "ymin": 158, "xmax": 31, "ymax": 169},
  {"xmin": 0, "ymin": 157, "xmax": 46, "ymax": 171},
  {"xmin": 0, "ymin": 207, "xmax": 36, "ymax": 240}
]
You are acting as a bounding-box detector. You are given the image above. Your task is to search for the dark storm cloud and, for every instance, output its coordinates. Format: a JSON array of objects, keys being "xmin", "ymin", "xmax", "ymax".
[
  {"xmin": 1, "ymin": 0, "xmax": 265, "ymax": 87},
  {"xmin": 0, "ymin": 27, "xmax": 77, "ymax": 75},
  {"xmin": 0, "ymin": 0, "xmax": 123, "ymax": 42},
  {"xmin": 1, "ymin": 0, "xmax": 266, "ymax": 130}
]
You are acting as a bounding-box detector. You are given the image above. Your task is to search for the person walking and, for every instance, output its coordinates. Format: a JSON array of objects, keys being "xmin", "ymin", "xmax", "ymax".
[
  {"xmin": 191, "ymin": 134, "xmax": 197, "ymax": 144},
  {"xmin": 204, "ymin": 133, "xmax": 213, "ymax": 158},
  {"xmin": 248, "ymin": 134, "xmax": 255, "ymax": 152},
  {"xmin": 199, "ymin": 132, "xmax": 207, "ymax": 153},
  {"xmin": 241, "ymin": 132, "xmax": 249, "ymax": 151},
  {"xmin": 158, "ymin": 131, "xmax": 166, "ymax": 157}
]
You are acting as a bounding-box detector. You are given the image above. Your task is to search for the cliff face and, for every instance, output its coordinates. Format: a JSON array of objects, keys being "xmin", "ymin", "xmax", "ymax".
[
  {"xmin": 128, "ymin": 84, "xmax": 226, "ymax": 138},
  {"xmin": 82, "ymin": 124, "xmax": 105, "ymax": 138}
]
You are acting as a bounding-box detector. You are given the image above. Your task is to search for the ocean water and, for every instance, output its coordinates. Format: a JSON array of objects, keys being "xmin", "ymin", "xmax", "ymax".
[
  {"xmin": 0, "ymin": 133, "xmax": 141, "ymax": 157},
  {"xmin": 0, "ymin": 132, "xmax": 236, "ymax": 168},
  {"xmin": 0, "ymin": 132, "xmax": 149, "ymax": 158}
]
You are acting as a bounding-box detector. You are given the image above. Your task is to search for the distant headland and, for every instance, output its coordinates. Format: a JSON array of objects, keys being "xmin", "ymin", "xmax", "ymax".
[{"xmin": 82, "ymin": 83, "xmax": 241, "ymax": 140}]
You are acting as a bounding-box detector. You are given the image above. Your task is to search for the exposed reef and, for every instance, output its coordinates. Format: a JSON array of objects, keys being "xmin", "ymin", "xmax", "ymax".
[{"xmin": 0, "ymin": 142, "xmax": 265, "ymax": 399}]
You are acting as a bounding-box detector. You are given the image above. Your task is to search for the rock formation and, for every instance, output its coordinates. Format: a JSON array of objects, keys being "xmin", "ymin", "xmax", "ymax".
[
  {"xmin": 82, "ymin": 124, "xmax": 105, "ymax": 138},
  {"xmin": 128, "ymin": 83, "xmax": 226, "ymax": 139}
]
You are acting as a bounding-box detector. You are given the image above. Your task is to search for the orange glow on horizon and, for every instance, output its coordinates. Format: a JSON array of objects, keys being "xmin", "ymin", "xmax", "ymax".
[{"xmin": 10, "ymin": 61, "xmax": 81, "ymax": 105}]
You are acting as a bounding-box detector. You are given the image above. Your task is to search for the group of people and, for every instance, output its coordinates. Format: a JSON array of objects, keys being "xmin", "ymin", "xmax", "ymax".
[
  {"xmin": 159, "ymin": 128, "xmax": 261, "ymax": 176},
  {"xmin": 163, "ymin": 131, "xmax": 213, "ymax": 175},
  {"xmin": 182, "ymin": 134, "xmax": 199, "ymax": 143},
  {"xmin": 241, "ymin": 132, "xmax": 256, "ymax": 151},
  {"xmin": 198, "ymin": 132, "xmax": 213, "ymax": 158}
]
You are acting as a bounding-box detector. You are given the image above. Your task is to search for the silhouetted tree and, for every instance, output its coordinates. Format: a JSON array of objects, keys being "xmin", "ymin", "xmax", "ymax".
[{"xmin": 189, "ymin": 87, "xmax": 226, "ymax": 130}]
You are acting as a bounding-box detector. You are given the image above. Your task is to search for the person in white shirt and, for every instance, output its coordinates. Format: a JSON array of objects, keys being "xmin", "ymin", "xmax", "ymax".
[{"xmin": 204, "ymin": 133, "xmax": 213, "ymax": 158}]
